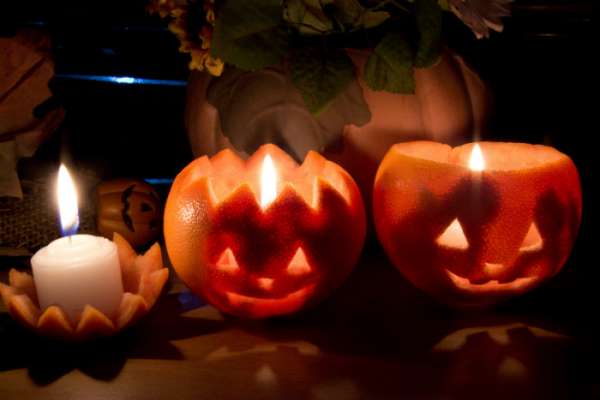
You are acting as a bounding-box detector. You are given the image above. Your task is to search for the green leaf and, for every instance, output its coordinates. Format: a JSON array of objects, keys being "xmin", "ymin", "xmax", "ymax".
[
  {"xmin": 211, "ymin": 0, "xmax": 288, "ymax": 70},
  {"xmin": 291, "ymin": 48, "xmax": 356, "ymax": 114},
  {"xmin": 414, "ymin": 0, "xmax": 443, "ymax": 68},
  {"xmin": 284, "ymin": 0, "xmax": 390, "ymax": 34},
  {"xmin": 330, "ymin": 0, "xmax": 390, "ymax": 31},
  {"xmin": 329, "ymin": 0, "xmax": 364, "ymax": 28},
  {"xmin": 361, "ymin": 10, "xmax": 391, "ymax": 29},
  {"xmin": 364, "ymin": 30, "xmax": 415, "ymax": 94},
  {"xmin": 283, "ymin": 0, "xmax": 334, "ymax": 35}
]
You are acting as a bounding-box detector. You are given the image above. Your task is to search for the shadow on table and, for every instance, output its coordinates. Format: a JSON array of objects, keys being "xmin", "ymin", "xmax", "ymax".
[
  {"xmin": 0, "ymin": 245, "xmax": 594, "ymax": 398},
  {"xmin": 0, "ymin": 291, "xmax": 226, "ymax": 386},
  {"xmin": 198, "ymin": 245, "xmax": 589, "ymax": 399}
]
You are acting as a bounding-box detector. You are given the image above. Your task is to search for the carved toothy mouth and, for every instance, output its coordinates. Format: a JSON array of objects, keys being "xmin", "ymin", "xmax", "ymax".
[
  {"xmin": 225, "ymin": 284, "xmax": 317, "ymax": 317},
  {"xmin": 445, "ymin": 269, "xmax": 538, "ymax": 294}
]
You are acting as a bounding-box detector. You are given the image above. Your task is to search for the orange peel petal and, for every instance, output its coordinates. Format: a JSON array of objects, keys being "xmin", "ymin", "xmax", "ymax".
[
  {"xmin": 137, "ymin": 243, "xmax": 163, "ymax": 277},
  {"xmin": 8, "ymin": 269, "xmax": 37, "ymax": 303},
  {"xmin": 38, "ymin": 306, "xmax": 74, "ymax": 337},
  {"xmin": 139, "ymin": 269, "xmax": 169, "ymax": 308},
  {"xmin": 76, "ymin": 305, "xmax": 116, "ymax": 340},
  {"xmin": 116, "ymin": 293, "xmax": 148, "ymax": 330},
  {"xmin": 7, "ymin": 293, "xmax": 40, "ymax": 329},
  {"xmin": 0, "ymin": 282, "xmax": 20, "ymax": 307}
]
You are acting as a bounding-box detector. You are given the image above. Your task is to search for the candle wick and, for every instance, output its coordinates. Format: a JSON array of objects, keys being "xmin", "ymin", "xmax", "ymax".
[{"xmin": 68, "ymin": 235, "xmax": 72, "ymax": 244}]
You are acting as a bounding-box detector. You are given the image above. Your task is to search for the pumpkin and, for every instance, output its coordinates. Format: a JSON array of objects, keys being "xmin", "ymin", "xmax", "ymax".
[
  {"xmin": 96, "ymin": 179, "xmax": 162, "ymax": 248},
  {"xmin": 164, "ymin": 144, "xmax": 366, "ymax": 318},
  {"xmin": 373, "ymin": 141, "xmax": 581, "ymax": 307},
  {"xmin": 326, "ymin": 50, "xmax": 487, "ymax": 201}
]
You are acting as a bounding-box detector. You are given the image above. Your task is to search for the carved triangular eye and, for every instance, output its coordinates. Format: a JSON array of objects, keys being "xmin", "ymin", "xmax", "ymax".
[
  {"xmin": 216, "ymin": 248, "xmax": 240, "ymax": 273},
  {"xmin": 436, "ymin": 218, "xmax": 469, "ymax": 250},
  {"xmin": 287, "ymin": 248, "xmax": 311, "ymax": 275},
  {"xmin": 519, "ymin": 222, "xmax": 543, "ymax": 252}
]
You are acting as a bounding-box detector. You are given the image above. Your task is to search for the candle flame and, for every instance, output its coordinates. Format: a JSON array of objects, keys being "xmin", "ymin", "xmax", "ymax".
[
  {"xmin": 260, "ymin": 154, "xmax": 277, "ymax": 209},
  {"xmin": 469, "ymin": 143, "xmax": 485, "ymax": 171},
  {"xmin": 57, "ymin": 164, "xmax": 79, "ymax": 236}
]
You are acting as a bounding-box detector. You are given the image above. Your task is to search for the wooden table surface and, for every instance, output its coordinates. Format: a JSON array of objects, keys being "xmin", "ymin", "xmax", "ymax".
[{"xmin": 0, "ymin": 243, "xmax": 597, "ymax": 400}]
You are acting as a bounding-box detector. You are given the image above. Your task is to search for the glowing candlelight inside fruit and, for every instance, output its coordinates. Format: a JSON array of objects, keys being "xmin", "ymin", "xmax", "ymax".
[
  {"xmin": 434, "ymin": 143, "xmax": 487, "ymax": 249},
  {"xmin": 31, "ymin": 165, "xmax": 123, "ymax": 322},
  {"xmin": 374, "ymin": 141, "xmax": 582, "ymax": 308},
  {"xmin": 469, "ymin": 143, "xmax": 485, "ymax": 171},
  {"xmin": 164, "ymin": 144, "xmax": 366, "ymax": 318},
  {"xmin": 260, "ymin": 154, "xmax": 277, "ymax": 209}
]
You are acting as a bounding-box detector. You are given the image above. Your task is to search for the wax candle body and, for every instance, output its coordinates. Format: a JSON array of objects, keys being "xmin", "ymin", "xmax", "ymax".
[{"xmin": 31, "ymin": 234, "xmax": 123, "ymax": 322}]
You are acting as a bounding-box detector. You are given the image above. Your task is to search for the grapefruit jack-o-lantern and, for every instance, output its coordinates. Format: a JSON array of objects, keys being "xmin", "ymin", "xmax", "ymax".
[
  {"xmin": 373, "ymin": 141, "xmax": 581, "ymax": 308},
  {"xmin": 164, "ymin": 144, "xmax": 366, "ymax": 318}
]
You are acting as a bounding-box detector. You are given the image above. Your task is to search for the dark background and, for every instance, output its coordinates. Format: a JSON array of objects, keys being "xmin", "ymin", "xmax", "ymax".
[
  {"xmin": 0, "ymin": 1, "xmax": 594, "ymax": 176},
  {"xmin": 2, "ymin": 1, "xmax": 596, "ymax": 283},
  {"xmin": 2, "ymin": 0, "xmax": 598, "ymax": 364},
  {"xmin": 2, "ymin": 0, "xmax": 595, "ymax": 177}
]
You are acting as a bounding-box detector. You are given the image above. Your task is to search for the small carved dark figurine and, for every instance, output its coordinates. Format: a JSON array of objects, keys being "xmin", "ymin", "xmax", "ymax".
[{"xmin": 96, "ymin": 179, "xmax": 162, "ymax": 248}]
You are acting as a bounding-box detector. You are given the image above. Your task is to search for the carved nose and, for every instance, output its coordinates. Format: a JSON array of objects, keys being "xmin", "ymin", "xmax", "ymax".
[
  {"xmin": 257, "ymin": 278, "xmax": 274, "ymax": 291},
  {"xmin": 484, "ymin": 262, "xmax": 505, "ymax": 279}
]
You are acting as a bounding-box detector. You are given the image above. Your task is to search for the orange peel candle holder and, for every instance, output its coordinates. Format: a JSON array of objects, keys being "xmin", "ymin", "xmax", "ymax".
[
  {"xmin": 373, "ymin": 141, "xmax": 582, "ymax": 308},
  {"xmin": 0, "ymin": 165, "xmax": 168, "ymax": 341},
  {"xmin": 0, "ymin": 233, "xmax": 169, "ymax": 341},
  {"xmin": 164, "ymin": 144, "xmax": 366, "ymax": 319}
]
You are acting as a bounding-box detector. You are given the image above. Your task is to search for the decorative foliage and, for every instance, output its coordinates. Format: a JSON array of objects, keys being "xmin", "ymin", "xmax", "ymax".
[
  {"xmin": 363, "ymin": 29, "xmax": 415, "ymax": 94},
  {"xmin": 283, "ymin": 0, "xmax": 392, "ymax": 34},
  {"xmin": 148, "ymin": 0, "xmax": 224, "ymax": 75},
  {"xmin": 448, "ymin": 0, "xmax": 513, "ymax": 39},
  {"xmin": 148, "ymin": 0, "xmax": 512, "ymax": 113},
  {"xmin": 415, "ymin": 0, "xmax": 443, "ymax": 68},
  {"xmin": 211, "ymin": 0, "xmax": 289, "ymax": 71},
  {"xmin": 290, "ymin": 47, "xmax": 355, "ymax": 114}
]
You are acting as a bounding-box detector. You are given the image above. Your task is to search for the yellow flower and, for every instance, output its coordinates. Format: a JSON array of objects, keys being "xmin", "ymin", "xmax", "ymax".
[
  {"xmin": 204, "ymin": 0, "xmax": 216, "ymax": 25},
  {"xmin": 206, "ymin": 9, "xmax": 215, "ymax": 24},
  {"xmin": 204, "ymin": 56, "xmax": 224, "ymax": 76},
  {"xmin": 146, "ymin": 0, "xmax": 178, "ymax": 19},
  {"xmin": 199, "ymin": 26, "xmax": 213, "ymax": 50},
  {"xmin": 189, "ymin": 49, "xmax": 209, "ymax": 70},
  {"xmin": 168, "ymin": 18, "xmax": 187, "ymax": 39},
  {"xmin": 149, "ymin": 0, "xmax": 223, "ymax": 77}
]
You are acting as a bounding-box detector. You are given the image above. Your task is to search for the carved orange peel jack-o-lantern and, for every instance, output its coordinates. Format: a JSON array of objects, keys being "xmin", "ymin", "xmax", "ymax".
[
  {"xmin": 164, "ymin": 144, "xmax": 366, "ymax": 318},
  {"xmin": 373, "ymin": 141, "xmax": 581, "ymax": 307}
]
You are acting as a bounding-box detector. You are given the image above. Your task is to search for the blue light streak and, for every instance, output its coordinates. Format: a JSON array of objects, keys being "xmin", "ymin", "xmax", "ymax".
[
  {"xmin": 55, "ymin": 74, "xmax": 187, "ymax": 87},
  {"xmin": 144, "ymin": 178, "xmax": 174, "ymax": 185}
]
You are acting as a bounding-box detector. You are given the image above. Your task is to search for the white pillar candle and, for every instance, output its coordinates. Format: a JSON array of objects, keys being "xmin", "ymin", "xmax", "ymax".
[
  {"xmin": 31, "ymin": 234, "xmax": 124, "ymax": 322},
  {"xmin": 29, "ymin": 164, "xmax": 124, "ymax": 323}
]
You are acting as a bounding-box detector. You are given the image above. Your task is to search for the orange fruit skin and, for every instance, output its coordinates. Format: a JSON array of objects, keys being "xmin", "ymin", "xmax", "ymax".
[
  {"xmin": 164, "ymin": 145, "xmax": 366, "ymax": 318},
  {"xmin": 373, "ymin": 141, "xmax": 582, "ymax": 308}
]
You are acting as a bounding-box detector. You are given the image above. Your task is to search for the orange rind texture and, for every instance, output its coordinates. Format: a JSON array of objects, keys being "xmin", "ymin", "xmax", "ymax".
[
  {"xmin": 373, "ymin": 141, "xmax": 582, "ymax": 308},
  {"xmin": 0, "ymin": 233, "xmax": 168, "ymax": 341},
  {"xmin": 164, "ymin": 144, "xmax": 366, "ymax": 318}
]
